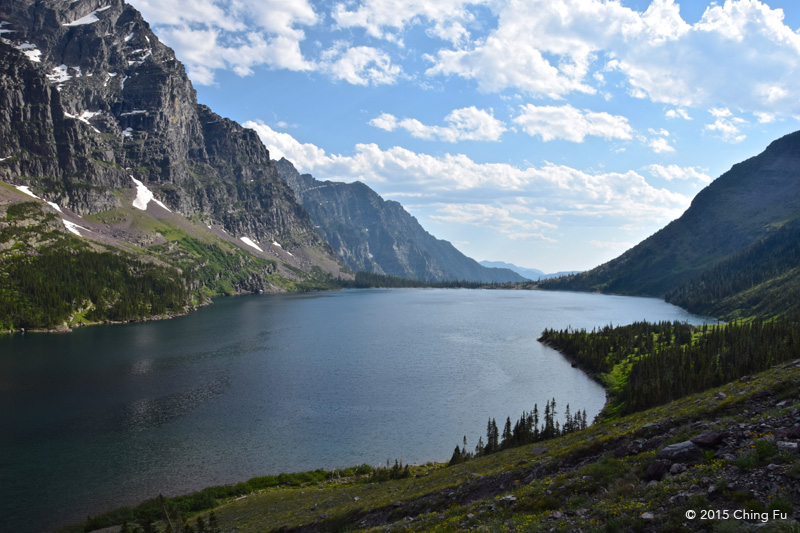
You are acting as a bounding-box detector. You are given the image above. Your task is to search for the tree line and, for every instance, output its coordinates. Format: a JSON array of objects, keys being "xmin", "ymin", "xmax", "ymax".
[
  {"xmin": 339, "ymin": 271, "xmax": 493, "ymax": 289},
  {"xmin": 540, "ymin": 317, "xmax": 800, "ymax": 415},
  {"xmin": 449, "ymin": 398, "xmax": 588, "ymax": 465}
]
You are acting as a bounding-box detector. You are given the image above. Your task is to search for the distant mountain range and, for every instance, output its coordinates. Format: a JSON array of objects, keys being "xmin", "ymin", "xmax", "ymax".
[
  {"xmin": 540, "ymin": 130, "xmax": 800, "ymax": 319},
  {"xmin": 478, "ymin": 261, "xmax": 580, "ymax": 281}
]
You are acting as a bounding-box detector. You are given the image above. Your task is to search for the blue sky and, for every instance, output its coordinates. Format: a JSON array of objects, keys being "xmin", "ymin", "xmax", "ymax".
[{"xmin": 128, "ymin": 0, "xmax": 800, "ymax": 272}]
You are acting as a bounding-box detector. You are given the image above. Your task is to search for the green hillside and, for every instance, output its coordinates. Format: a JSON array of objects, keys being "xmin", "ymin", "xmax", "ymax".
[{"xmin": 540, "ymin": 131, "xmax": 800, "ymax": 319}]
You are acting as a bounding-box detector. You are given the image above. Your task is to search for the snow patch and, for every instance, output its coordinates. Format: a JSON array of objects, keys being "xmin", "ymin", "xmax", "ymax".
[
  {"xmin": 14, "ymin": 185, "xmax": 40, "ymax": 199},
  {"xmin": 103, "ymin": 72, "xmax": 117, "ymax": 87},
  {"xmin": 14, "ymin": 185, "xmax": 64, "ymax": 213},
  {"xmin": 125, "ymin": 32, "xmax": 134, "ymax": 42},
  {"xmin": 0, "ymin": 21, "xmax": 15, "ymax": 35},
  {"xmin": 127, "ymin": 49, "xmax": 151, "ymax": 66},
  {"xmin": 122, "ymin": 127, "xmax": 133, "ymax": 137},
  {"xmin": 47, "ymin": 64, "xmax": 72, "ymax": 83},
  {"xmin": 130, "ymin": 176, "xmax": 170, "ymax": 211},
  {"xmin": 64, "ymin": 110, "xmax": 102, "ymax": 133},
  {"xmin": 63, "ymin": 6, "xmax": 111, "ymax": 27},
  {"xmin": 240, "ymin": 237, "xmax": 263, "ymax": 252},
  {"xmin": 120, "ymin": 109, "xmax": 147, "ymax": 116},
  {"xmin": 120, "ymin": 75, "xmax": 128, "ymax": 90},
  {"xmin": 0, "ymin": 156, "xmax": 9, "ymax": 162},
  {"xmin": 15, "ymin": 43, "xmax": 41, "ymax": 62},
  {"xmin": 272, "ymin": 241, "xmax": 282, "ymax": 248},
  {"xmin": 62, "ymin": 219, "xmax": 89, "ymax": 237}
]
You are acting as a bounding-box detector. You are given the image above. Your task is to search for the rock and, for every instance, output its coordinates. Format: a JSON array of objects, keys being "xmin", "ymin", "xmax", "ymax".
[
  {"xmin": 691, "ymin": 430, "xmax": 729, "ymax": 448},
  {"xmin": 530, "ymin": 446, "xmax": 548, "ymax": 456},
  {"xmin": 550, "ymin": 511, "xmax": 563, "ymax": 520},
  {"xmin": 641, "ymin": 512, "xmax": 655, "ymax": 520},
  {"xmin": 715, "ymin": 392, "xmax": 728, "ymax": 400},
  {"xmin": 670, "ymin": 463, "xmax": 687, "ymax": 475},
  {"xmin": 657, "ymin": 441, "xmax": 704, "ymax": 463},
  {"xmin": 645, "ymin": 459, "xmax": 672, "ymax": 481},
  {"xmin": 775, "ymin": 424, "xmax": 800, "ymax": 439}
]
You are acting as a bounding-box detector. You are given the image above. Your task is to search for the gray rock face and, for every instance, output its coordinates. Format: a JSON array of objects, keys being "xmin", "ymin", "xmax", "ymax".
[
  {"xmin": 0, "ymin": 0, "xmax": 331, "ymax": 253},
  {"xmin": 656, "ymin": 441, "xmax": 704, "ymax": 463},
  {"xmin": 276, "ymin": 158, "xmax": 526, "ymax": 283}
]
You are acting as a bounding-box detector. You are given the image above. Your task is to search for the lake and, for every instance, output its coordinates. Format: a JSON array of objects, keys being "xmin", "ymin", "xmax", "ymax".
[{"xmin": 0, "ymin": 289, "xmax": 712, "ymax": 531}]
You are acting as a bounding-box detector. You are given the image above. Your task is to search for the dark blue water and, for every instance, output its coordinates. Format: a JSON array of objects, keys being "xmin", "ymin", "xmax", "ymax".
[{"xmin": 0, "ymin": 289, "xmax": 712, "ymax": 531}]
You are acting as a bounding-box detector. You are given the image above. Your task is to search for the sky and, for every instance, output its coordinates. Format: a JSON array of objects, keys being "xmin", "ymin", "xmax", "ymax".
[{"xmin": 126, "ymin": 0, "xmax": 800, "ymax": 273}]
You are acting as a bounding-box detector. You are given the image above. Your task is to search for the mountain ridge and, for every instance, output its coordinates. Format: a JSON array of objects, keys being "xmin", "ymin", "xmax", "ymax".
[
  {"xmin": 539, "ymin": 130, "xmax": 800, "ymax": 319},
  {"xmin": 275, "ymin": 158, "xmax": 526, "ymax": 283}
]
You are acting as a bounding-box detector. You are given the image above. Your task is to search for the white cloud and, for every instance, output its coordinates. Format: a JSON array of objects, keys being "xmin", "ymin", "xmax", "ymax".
[
  {"xmin": 130, "ymin": 0, "xmax": 800, "ymax": 118},
  {"xmin": 369, "ymin": 113, "xmax": 399, "ymax": 131},
  {"xmin": 705, "ymin": 110, "xmax": 747, "ymax": 143},
  {"xmin": 666, "ymin": 108, "xmax": 692, "ymax": 120},
  {"xmin": 369, "ymin": 107, "xmax": 506, "ymax": 142},
  {"xmin": 332, "ymin": 0, "xmax": 486, "ymax": 41},
  {"xmin": 611, "ymin": 0, "xmax": 800, "ymax": 113},
  {"xmin": 246, "ymin": 121, "xmax": 691, "ymax": 227},
  {"xmin": 512, "ymin": 104, "xmax": 632, "ymax": 143},
  {"xmin": 128, "ymin": 0, "xmax": 317, "ymax": 84},
  {"xmin": 648, "ymin": 137, "xmax": 675, "ymax": 153},
  {"xmin": 647, "ymin": 164, "xmax": 711, "ymax": 183},
  {"xmin": 320, "ymin": 42, "xmax": 402, "ymax": 86},
  {"xmin": 430, "ymin": 203, "xmax": 557, "ymax": 241},
  {"xmin": 420, "ymin": 0, "xmax": 800, "ymax": 116},
  {"xmin": 755, "ymin": 112, "xmax": 776, "ymax": 124}
]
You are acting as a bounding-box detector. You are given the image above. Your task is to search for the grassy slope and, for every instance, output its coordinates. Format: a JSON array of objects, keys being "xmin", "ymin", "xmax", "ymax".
[{"xmin": 0, "ymin": 194, "xmax": 339, "ymax": 331}]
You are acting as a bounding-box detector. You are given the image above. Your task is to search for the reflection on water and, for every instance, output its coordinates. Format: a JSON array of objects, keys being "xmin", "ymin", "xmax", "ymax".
[{"xmin": 0, "ymin": 289, "xmax": 711, "ymax": 532}]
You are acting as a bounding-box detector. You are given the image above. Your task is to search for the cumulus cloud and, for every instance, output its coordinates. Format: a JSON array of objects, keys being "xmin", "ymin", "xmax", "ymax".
[
  {"xmin": 430, "ymin": 203, "xmax": 557, "ymax": 241},
  {"xmin": 705, "ymin": 109, "xmax": 747, "ymax": 143},
  {"xmin": 332, "ymin": 0, "xmax": 487, "ymax": 41},
  {"xmin": 648, "ymin": 137, "xmax": 675, "ymax": 154},
  {"xmin": 647, "ymin": 164, "xmax": 711, "ymax": 183},
  {"xmin": 666, "ymin": 108, "xmax": 692, "ymax": 120},
  {"xmin": 128, "ymin": 0, "xmax": 319, "ymax": 84},
  {"xmin": 245, "ymin": 121, "xmax": 691, "ymax": 228},
  {"xmin": 130, "ymin": 0, "xmax": 800, "ymax": 118},
  {"xmin": 369, "ymin": 106, "xmax": 506, "ymax": 142},
  {"xmin": 512, "ymin": 104, "xmax": 633, "ymax": 143},
  {"xmin": 419, "ymin": 0, "xmax": 800, "ymax": 116},
  {"xmin": 320, "ymin": 42, "xmax": 402, "ymax": 85}
]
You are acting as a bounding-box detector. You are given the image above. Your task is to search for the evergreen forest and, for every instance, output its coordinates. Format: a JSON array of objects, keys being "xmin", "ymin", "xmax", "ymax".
[{"xmin": 539, "ymin": 318, "xmax": 800, "ymax": 415}]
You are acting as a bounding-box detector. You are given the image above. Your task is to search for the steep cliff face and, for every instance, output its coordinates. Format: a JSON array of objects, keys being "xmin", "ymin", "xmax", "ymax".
[
  {"xmin": 276, "ymin": 159, "xmax": 526, "ymax": 283},
  {"xmin": 0, "ymin": 0, "xmax": 334, "ymax": 259}
]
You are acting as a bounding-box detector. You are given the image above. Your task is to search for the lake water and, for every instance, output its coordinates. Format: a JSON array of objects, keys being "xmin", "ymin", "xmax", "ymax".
[{"xmin": 0, "ymin": 289, "xmax": 712, "ymax": 532}]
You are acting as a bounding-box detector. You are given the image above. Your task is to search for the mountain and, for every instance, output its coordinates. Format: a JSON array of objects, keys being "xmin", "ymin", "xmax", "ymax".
[
  {"xmin": 540, "ymin": 130, "xmax": 800, "ymax": 319},
  {"xmin": 275, "ymin": 159, "xmax": 526, "ymax": 283},
  {"xmin": 478, "ymin": 260, "xmax": 582, "ymax": 281},
  {"xmin": 0, "ymin": 0, "xmax": 347, "ymax": 330}
]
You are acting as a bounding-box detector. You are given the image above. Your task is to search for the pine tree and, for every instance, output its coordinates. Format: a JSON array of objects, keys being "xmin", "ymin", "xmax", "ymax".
[{"xmin": 501, "ymin": 416, "xmax": 512, "ymax": 448}]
